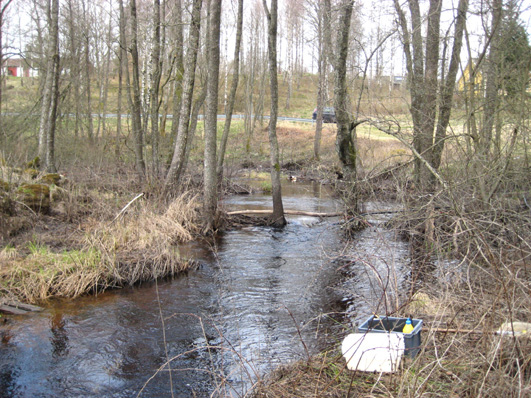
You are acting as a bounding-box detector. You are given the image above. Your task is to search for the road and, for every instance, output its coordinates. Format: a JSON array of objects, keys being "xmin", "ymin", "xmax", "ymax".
[{"xmin": 4, "ymin": 112, "xmax": 315, "ymax": 124}]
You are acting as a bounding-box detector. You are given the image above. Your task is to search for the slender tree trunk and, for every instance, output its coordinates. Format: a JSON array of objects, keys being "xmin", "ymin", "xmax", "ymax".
[
  {"xmin": 313, "ymin": 0, "xmax": 327, "ymax": 160},
  {"xmin": 129, "ymin": 0, "xmax": 146, "ymax": 180},
  {"xmin": 417, "ymin": 0, "xmax": 442, "ymax": 185},
  {"xmin": 98, "ymin": 14, "xmax": 113, "ymax": 139},
  {"xmin": 168, "ymin": 0, "xmax": 184, "ymax": 157},
  {"xmin": 44, "ymin": 0, "xmax": 60, "ymax": 172},
  {"xmin": 334, "ymin": 0, "xmax": 356, "ymax": 182},
  {"xmin": 117, "ymin": 0, "xmax": 127, "ymax": 156},
  {"xmin": 66, "ymin": 0, "xmax": 81, "ymax": 139},
  {"xmin": 82, "ymin": 0, "xmax": 94, "ymax": 144},
  {"xmin": 216, "ymin": 0, "xmax": 244, "ymax": 180},
  {"xmin": 432, "ymin": 0, "xmax": 468, "ymax": 170},
  {"xmin": 263, "ymin": 0, "xmax": 286, "ymax": 227},
  {"xmin": 203, "ymin": 0, "xmax": 222, "ymax": 232},
  {"xmin": 244, "ymin": 29, "xmax": 256, "ymax": 154},
  {"xmin": 150, "ymin": 0, "xmax": 163, "ymax": 176},
  {"xmin": 183, "ymin": 82, "xmax": 207, "ymax": 177},
  {"xmin": 46, "ymin": 41, "xmax": 60, "ymax": 173},
  {"xmin": 164, "ymin": 0, "xmax": 202, "ymax": 190},
  {"xmin": 479, "ymin": 0, "xmax": 502, "ymax": 158},
  {"xmin": 38, "ymin": 0, "xmax": 60, "ymax": 171},
  {"xmin": 0, "ymin": 0, "xmax": 14, "ymax": 143}
]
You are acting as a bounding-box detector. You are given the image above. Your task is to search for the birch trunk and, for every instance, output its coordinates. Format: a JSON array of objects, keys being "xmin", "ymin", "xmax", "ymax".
[
  {"xmin": 216, "ymin": 0, "xmax": 244, "ymax": 179},
  {"xmin": 129, "ymin": 0, "xmax": 146, "ymax": 180}
]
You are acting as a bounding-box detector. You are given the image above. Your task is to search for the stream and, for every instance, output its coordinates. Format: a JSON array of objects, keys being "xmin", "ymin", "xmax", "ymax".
[{"xmin": 0, "ymin": 181, "xmax": 407, "ymax": 397}]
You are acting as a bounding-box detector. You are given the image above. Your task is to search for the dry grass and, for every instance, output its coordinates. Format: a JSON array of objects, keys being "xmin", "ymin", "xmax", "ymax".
[
  {"xmin": 0, "ymin": 192, "xmax": 201, "ymax": 302},
  {"xmin": 253, "ymin": 266, "xmax": 531, "ymax": 397},
  {"xmin": 251, "ymin": 128, "xmax": 530, "ymax": 397}
]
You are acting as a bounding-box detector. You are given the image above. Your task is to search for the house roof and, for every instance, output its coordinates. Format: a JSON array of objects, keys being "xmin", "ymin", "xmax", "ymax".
[{"xmin": 2, "ymin": 58, "xmax": 27, "ymax": 68}]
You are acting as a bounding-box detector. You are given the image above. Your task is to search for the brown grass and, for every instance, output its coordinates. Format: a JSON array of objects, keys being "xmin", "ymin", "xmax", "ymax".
[
  {"xmin": 0, "ymin": 192, "xmax": 201, "ymax": 303},
  {"xmin": 253, "ymin": 267, "xmax": 531, "ymax": 397}
]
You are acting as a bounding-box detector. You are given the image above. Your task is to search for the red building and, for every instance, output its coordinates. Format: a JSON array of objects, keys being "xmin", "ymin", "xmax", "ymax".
[{"xmin": 2, "ymin": 58, "xmax": 37, "ymax": 78}]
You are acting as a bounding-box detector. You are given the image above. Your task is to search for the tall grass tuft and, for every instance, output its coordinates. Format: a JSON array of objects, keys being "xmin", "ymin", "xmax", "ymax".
[{"xmin": 0, "ymin": 193, "xmax": 201, "ymax": 302}]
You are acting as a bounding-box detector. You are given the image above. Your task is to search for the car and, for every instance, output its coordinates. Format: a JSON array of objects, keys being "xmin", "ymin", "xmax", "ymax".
[{"xmin": 312, "ymin": 106, "xmax": 336, "ymax": 123}]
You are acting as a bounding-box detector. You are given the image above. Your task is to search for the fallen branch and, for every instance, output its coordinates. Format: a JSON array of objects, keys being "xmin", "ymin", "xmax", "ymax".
[
  {"xmin": 431, "ymin": 327, "xmax": 492, "ymax": 335},
  {"xmin": 226, "ymin": 209, "xmax": 342, "ymax": 217},
  {"xmin": 110, "ymin": 193, "xmax": 145, "ymax": 225}
]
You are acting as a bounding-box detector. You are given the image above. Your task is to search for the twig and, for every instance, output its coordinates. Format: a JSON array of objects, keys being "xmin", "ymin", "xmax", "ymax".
[
  {"xmin": 370, "ymin": 119, "xmax": 449, "ymax": 190},
  {"xmin": 284, "ymin": 305, "xmax": 311, "ymax": 363},
  {"xmin": 14, "ymin": 200, "xmax": 38, "ymax": 216},
  {"xmin": 110, "ymin": 192, "xmax": 144, "ymax": 224},
  {"xmin": 155, "ymin": 280, "xmax": 174, "ymax": 398},
  {"xmin": 431, "ymin": 327, "xmax": 495, "ymax": 335}
]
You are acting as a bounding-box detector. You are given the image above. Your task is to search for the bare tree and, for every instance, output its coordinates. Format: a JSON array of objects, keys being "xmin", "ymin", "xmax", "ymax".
[
  {"xmin": 393, "ymin": 0, "xmax": 468, "ymax": 189},
  {"xmin": 37, "ymin": 0, "xmax": 60, "ymax": 173},
  {"xmin": 64, "ymin": 0, "xmax": 83, "ymax": 139},
  {"xmin": 82, "ymin": 0, "xmax": 94, "ymax": 144},
  {"xmin": 0, "ymin": 0, "xmax": 14, "ymax": 142},
  {"xmin": 117, "ymin": 0, "xmax": 128, "ymax": 155},
  {"xmin": 129, "ymin": 0, "xmax": 146, "ymax": 180},
  {"xmin": 149, "ymin": 0, "xmax": 164, "ymax": 176},
  {"xmin": 203, "ymin": 0, "xmax": 222, "ymax": 232},
  {"xmin": 165, "ymin": 0, "xmax": 203, "ymax": 190},
  {"xmin": 216, "ymin": 0, "xmax": 244, "ymax": 179},
  {"xmin": 334, "ymin": 0, "xmax": 356, "ymax": 182},
  {"xmin": 263, "ymin": 0, "xmax": 286, "ymax": 227},
  {"xmin": 168, "ymin": 0, "xmax": 184, "ymax": 155},
  {"xmin": 243, "ymin": 2, "xmax": 267, "ymax": 155},
  {"xmin": 309, "ymin": 0, "xmax": 331, "ymax": 160}
]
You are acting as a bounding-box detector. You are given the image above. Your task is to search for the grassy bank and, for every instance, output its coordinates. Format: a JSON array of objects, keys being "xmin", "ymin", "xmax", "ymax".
[{"xmin": 0, "ymin": 165, "xmax": 202, "ymax": 303}]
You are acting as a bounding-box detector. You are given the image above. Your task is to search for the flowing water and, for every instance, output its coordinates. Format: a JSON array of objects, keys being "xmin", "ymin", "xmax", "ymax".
[{"xmin": 0, "ymin": 181, "xmax": 355, "ymax": 398}]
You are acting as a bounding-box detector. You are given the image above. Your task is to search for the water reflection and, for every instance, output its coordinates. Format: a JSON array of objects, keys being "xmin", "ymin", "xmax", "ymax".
[{"xmin": 50, "ymin": 313, "xmax": 69, "ymax": 360}]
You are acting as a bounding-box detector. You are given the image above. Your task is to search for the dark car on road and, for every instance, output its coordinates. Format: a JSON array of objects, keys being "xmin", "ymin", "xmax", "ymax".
[{"xmin": 312, "ymin": 107, "xmax": 336, "ymax": 123}]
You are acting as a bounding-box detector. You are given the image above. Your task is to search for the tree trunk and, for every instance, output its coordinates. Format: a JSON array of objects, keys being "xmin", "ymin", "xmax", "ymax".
[
  {"xmin": 394, "ymin": 0, "xmax": 453, "ymax": 190},
  {"xmin": 334, "ymin": 0, "xmax": 356, "ymax": 181},
  {"xmin": 183, "ymin": 82, "xmax": 207, "ymax": 174},
  {"xmin": 150, "ymin": 0, "xmax": 163, "ymax": 176},
  {"xmin": 203, "ymin": 0, "xmax": 222, "ymax": 233},
  {"xmin": 313, "ymin": 0, "xmax": 328, "ymax": 161},
  {"xmin": 168, "ymin": 0, "xmax": 184, "ymax": 158},
  {"xmin": 164, "ymin": 0, "xmax": 202, "ymax": 190},
  {"xmin": 38, "ymin": 0, "xmax": 60, "ymax": 172},
  {"xmin": 432, "ymin": 0, "xmax": 468, "ymax": 170},
  {"xmin": 479, "ymin": 0, "xmax": 502, "ymax": 159},
  {"xmin": 129, "ymin": 0, "xmax": 146, "ymax": 180},
  {"xmin": 66, "ymin": 0, "xmax": 81, "ymax": 139},
  {"xmin": 263, "ymin": 0, "xmax": 286, "ymax": 227},
  {"xmin": 98, "ymin": 13, "xmax": 113, "ymax": 140},
  {"xmin": 117, "ymin": 0, "xmax": 127, "ymax": 156},
  {"xmin": 0, "ymin": 0, "xmax": 14, "ymax": 144},
  {"xmin": 216, "ymin": 0, "xmax": 243, "ymax": 180},
  {"xmin": 45, "ymin": 0, "xmax": 60, "ymax": 173},
  {"xmin": 82, "ymin": 0, "xmax": 94, "ymax": 144}
]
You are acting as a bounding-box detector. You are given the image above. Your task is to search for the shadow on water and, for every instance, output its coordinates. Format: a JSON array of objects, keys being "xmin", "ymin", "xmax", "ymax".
[{"xmin": 0, "ymin": 181, "xmax": 351, "ymax": 397}]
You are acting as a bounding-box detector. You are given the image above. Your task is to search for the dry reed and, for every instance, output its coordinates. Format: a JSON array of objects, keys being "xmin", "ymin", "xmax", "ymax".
[{"xmin": 0, "ymin": 192, "xmax": 202, "ymax": 303}]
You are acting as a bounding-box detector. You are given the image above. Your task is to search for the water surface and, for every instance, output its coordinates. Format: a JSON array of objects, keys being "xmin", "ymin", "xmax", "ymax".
[{"xmin": 1, "ymin": 181, "xmax": 348, "ymax": 397}]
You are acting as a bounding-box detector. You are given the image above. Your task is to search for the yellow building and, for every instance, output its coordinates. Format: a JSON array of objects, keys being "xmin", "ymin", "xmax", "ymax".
[{"xmin": 457, "ymin": 59, "xmax": 483, "ymax": 95}]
